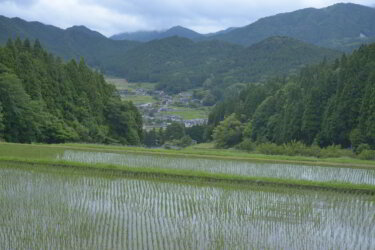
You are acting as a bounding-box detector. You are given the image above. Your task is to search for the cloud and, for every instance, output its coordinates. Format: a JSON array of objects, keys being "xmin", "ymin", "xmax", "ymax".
[
  {"xmin": 0, "ymin": 0, "xmax": 37, "ymax": 7},
  {"xmin": 0, "ymin": 0, "xmax": 373, "ymax": 36}
]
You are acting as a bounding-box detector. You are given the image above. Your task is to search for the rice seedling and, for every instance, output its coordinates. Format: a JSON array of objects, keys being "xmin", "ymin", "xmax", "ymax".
[
  {"xmin": 0, "ymin": 164, "xmax": 374, "ymax": 249},
  {"xmin": 58, "ymin": 150, "xmax": 375, "ymax": 185}
]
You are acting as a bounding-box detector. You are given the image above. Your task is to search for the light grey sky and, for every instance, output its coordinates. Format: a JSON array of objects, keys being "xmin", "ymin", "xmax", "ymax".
[{"xmin": 0, "ymin": 0, "xmax": 374, "ymax": 36}]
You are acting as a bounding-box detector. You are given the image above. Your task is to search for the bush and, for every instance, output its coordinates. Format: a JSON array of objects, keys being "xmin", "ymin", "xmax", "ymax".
[
  {"xmin": 213, "ymin": 114, "xmax": 243, "ymax": 148},
  {"xmin": 256, "ymin": 143, "xmax": 284, "ymax": 155},
  {"xmin": 358, "ymin": 150, "xmax": 375, "ymax": 160},
  {"xmin": 256, "ymin": 141, "xmax": 321, "ymax": 157},
  {"xmin": 235, "ymin": 139, "xmax": 255, "ymax": 152},
  {"xmin": 163, "ymin": 135, "xmax": 194, "ymax": 149},
  {"xmin": 282, "ymin": 141, "xmax": 320, "ymax": 157},
  {"xmin": 355, "ymin": 143, "xmax": 371, "ymax": 154},
  {"xmin": 319, "ymin": 145, "xmax": 354, "ymax": 158},
  {"xmin": 175, "ymin": 135, "xmax": 194, "ymax": 148}
]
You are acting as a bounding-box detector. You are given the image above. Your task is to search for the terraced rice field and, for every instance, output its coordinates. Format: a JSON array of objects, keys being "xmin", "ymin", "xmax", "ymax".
[
  {"xmin": 58, "ymin": 150, "xmax": 375, "ymax": 185},
  {"xmin": 1, "ymin": 164, "xmax": 374, "ymax": 249}
]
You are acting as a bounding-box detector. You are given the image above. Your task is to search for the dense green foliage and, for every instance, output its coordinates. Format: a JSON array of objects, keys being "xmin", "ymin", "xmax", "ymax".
[
  {"xmin": 0, "ymin": 39, "xmax": 142, "ymax": 144},
  {"xmin": 120, "ymin": 36, "xmax": 339, "ymax": 94},
  {"xmin": 212, "ymin": 114, "xmax": 244, "ymax": 148},
  {"xmin": 164, "ymin": 122, "xmax": 185, "ymax": 141},
  {"xmin": 209, "ymin": 43, "xmax": 375, "ymax": 150},
  {"xmin": 185, "ymin": 125, "xmax": 206, "ymax": 143},
  {"xmin": 143, "ymin": 123, "xmax": 201, "ymax": 148},
  {"xmin": 211, "ymin": 3, "xmax": 375, "ymax": 51}
]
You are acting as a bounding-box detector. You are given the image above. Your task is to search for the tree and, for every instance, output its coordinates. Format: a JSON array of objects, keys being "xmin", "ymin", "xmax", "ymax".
[
  {"xmin": 212, "ymin": 114, "xmax": 243, "ymax": 148},
  {"xmin": 0, "ymin": 73, "xmax": 36, "ymax": 142},
  {"xmin": 243, "ymin": 121, "xmax": 252, "ymax": 139},
  {"xmin": 165, "ymin": 122, "xmax": 185, "ymax": 141},
  {"xmin": 105, "ymin": 98, "xmax": 142, "ymax": 145},
  {"xmin": 143, "ymin": 128, "xmax": 159, "ymax": 147},
  {"xmin": 0, "ymin": 38, "xmax": 143, "ymax": 145},
  {"xmin": 186, "ymin": 125, "xmax": 206, "ymax": 143},
  {"xmin": 0, "ymin": 102, "xmax": 4, "ymax": 140}
]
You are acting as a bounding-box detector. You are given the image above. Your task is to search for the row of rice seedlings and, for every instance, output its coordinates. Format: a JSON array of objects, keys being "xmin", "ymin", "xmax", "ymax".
[
  {"xmin": 58, "ymin": 150, "xmax": 375, "ymax": 185},
  {"xmin": 1, "ymin": 165, "xmax": 374, "ymax": 249}
]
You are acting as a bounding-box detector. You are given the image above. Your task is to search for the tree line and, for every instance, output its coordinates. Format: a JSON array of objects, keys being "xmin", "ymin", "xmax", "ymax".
[
  {"xmin": 208, "ymin": 43, "xmax": 375, "ymax": 151},
  {"xmin": 0, "ymin": 38, "xmax": 142, "ymax": 144}
]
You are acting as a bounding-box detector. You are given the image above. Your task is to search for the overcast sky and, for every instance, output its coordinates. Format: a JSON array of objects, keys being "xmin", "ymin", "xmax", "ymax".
[{"xmin": 0, "ymin": 0, "xmax": 374, "ymax": 36}]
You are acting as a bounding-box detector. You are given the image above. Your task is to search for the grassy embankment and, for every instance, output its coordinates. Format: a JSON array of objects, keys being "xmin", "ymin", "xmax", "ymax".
[
  {"xmin": 66, "ymin": 142, "xmax": 375, "ymax": 169},
  {"xmin": 0, "ymin": 142, "xmax": 375, "ymax": 193}
]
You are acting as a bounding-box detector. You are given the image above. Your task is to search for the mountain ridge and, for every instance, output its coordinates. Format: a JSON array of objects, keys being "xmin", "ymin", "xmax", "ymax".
[
  {"xmin": 0, "ymin": 14, "xmax": 340, "ymax": 85},
  {"xmin": 209, "ymin": 3, "xmax": 375, "ymax": 51},
  {"xmin": 110, "ymin": 25, "xmax": 203, "ymax": 42},
  {"xmin": 116, "ymin": 35, "xmax": 340, "ymax": 93}
]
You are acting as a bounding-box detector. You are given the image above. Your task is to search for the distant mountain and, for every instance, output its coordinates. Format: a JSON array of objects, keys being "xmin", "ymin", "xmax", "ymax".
[
  {"xmin": 110, "ymin": 26, "xmax": 203, "ymax": 42},
  {"xmin": 0, "ymin": 15, "xmax": 340, "ymax": 94},
  {"xmin": 204, "ymin": 27, "xmax": 238, "ymax": 37},
  {"xmin": 114, "ymin": 37, "xmax": 243, "ymax": 92},
  {"xmin": 110, "ymin": 30, "xmax": 162, "ymax": 42},
  {"xmin": 0, "ymin": 15, "xmax": 140, "ymax": 73},
  {"xmin": 231, "ymin": 36, "xmax": 340, "ymax": 82},
  {"xmin": 116, "ymin": 36, "xmax": 340, "ymax": 93},
  {"xmin": 209, "ymin": 3, "xmax": 375, "ymax": 51}
]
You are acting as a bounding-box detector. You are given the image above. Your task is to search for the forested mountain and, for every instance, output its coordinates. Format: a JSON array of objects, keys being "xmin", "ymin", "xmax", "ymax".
[
  {"xmin": 117, "ymin": 36, "xmax": 339, "ymax": 94},
  {"xmin": 0, "ymin": 15, "xmax": 338, "ymax": 90},
  {"xmin": 210, "ymin": 3, "xmax": 375, "ymax": 51},
  {"xmin": 111, "ymin": 26, "xmax": 203, "ymax": 42},
  {"xmin": 114, "ymin": 37, "xmax": 243, "ymax": 92},
  {"xmin": 0, "ymin": 15, "xmax": 140, "ymax": 74},
  {"xmin": 209, "ymin": 43, "xmax": 375, "ymax": 148},
  {"xmin": 0, "ymin": 39, "xmax": 142, "ymax": 144}
]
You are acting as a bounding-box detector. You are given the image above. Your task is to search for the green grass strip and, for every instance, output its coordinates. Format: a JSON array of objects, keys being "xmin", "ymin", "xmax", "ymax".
[
  {"xmin": 1, "ymin": 142, "xmax": 375, "ymax": 169},
  {"xmin": 40, "ymin": 143, "xmax": 375, "ymax": 169},
  {"xmin": 1, "ymin": 157, "xmax": 374, "ymax": 195}
]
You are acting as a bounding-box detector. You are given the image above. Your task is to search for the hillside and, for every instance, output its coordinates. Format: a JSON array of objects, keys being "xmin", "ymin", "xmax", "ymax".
[
  {"xmin": 0, "ymin": 15, "xmax": 140, "ymax": 73},
  {"xmin": 111, "ymin": 26, "xmax": 203, "ymax": 42},
  {"xmin": 209, "ymin": 42, "xmax": 375, "ymax": 149},
  {"xmin": 117, "ymin": 36, "xmax": 340, "ymax": 93},
  {"xmin": 210, "ymin": 3, "xmax": 375, "ymax": 51},
  {"xmin": 224, "ymin": 36, "xmax": 340, "ymax": 82},
  {"xmin": 114, "ymin": 37, "xmax": 242, "ymax": 92},
  {"xmin": 0, "ymin": 39, "xmax": 143, "ymax": 144},
  {"xmin": 0, "ymin": 15, "xmax": 340, "ymax": 94}
]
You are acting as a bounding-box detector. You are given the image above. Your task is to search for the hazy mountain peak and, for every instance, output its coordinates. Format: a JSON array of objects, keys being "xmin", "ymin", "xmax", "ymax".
[
  {"xmin": 66, "ymin": 25, "xmax": 106, "ymax": 39},
  {"xmin": 110, "ymin": 25, "xmax": 202, "ymax": 42},
  {"xmin": 168, "ymin": 25, "xmax": 185, "ymax": 30},
  {"xmin": 67, "ymin": 25, "xmax": 90, "ymax": 31},
  {"xmin": 209, "ymin": 2, "xmax": 375, "ymax": 51}
]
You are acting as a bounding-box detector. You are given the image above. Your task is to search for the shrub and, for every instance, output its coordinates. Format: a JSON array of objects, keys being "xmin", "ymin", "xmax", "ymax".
[
  {"xmin": 355, "ymin": 143, "xmax": 371, "ymax": 154},
  {"xmin": 358, "ymin": 150, "xmax": 375, "ymax": 160},
  {"xmin": 213, "ymin": 114, "xmax": 243, "ymax": 148},
  {"xmin": 319, "ymin": 145, "xmax": 354, "ymax": 158},
  {"xmin": 235, "ymin": 139, "xmax": 255, "ymax": 152},
  {"xmin": 256, "ymin": 143, "xmax": 284, "ymax": 155},
  {"xmin": 282, "ymin": 141, "xmax": 320, "ymax": 157},
  {"xmin": 175, "ymin": 136, "xmax": 194, "ymax": 148}
]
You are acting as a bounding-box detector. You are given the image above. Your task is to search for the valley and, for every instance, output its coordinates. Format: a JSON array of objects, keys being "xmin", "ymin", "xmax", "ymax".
[
  {"xmin": 1, "ymin": 1, "xmax": 375, "ymax": 249},
  {"xmin": 107, "ymin": 78, "xmax": 209, "ymax": 131}
]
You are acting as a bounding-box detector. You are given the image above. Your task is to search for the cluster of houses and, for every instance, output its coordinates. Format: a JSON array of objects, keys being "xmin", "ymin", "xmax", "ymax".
[
  {"xmin": 183, "ymin": 119, "xmax": 208, "ymax": 128},
  {"xmin": 120, "ymin": 87, "xmax": 208, "ymax": 130}
]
